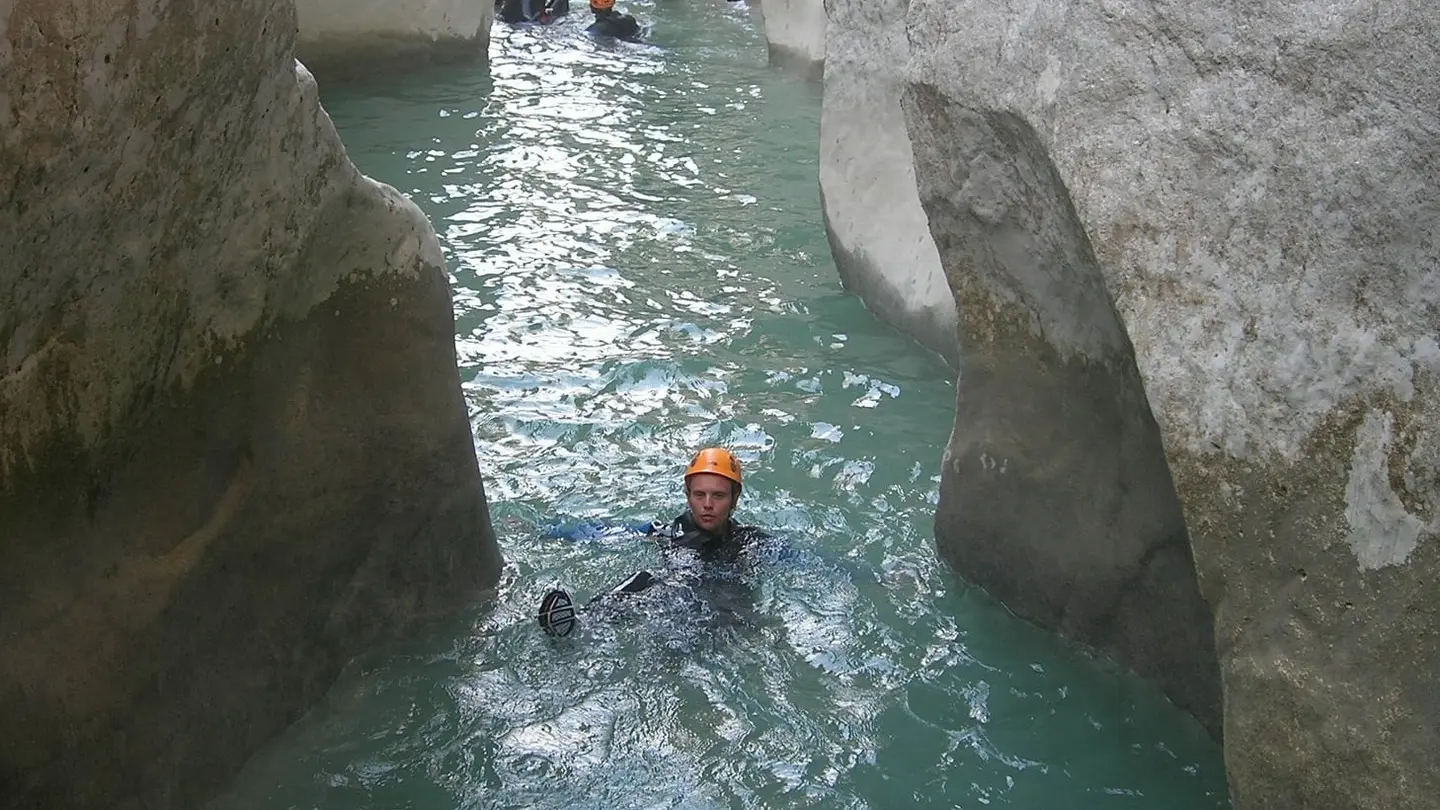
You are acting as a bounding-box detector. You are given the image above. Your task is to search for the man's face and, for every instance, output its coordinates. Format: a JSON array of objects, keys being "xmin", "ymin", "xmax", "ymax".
[{"xmin": 685, "ymin": 473, "xmax": 736, "ymax": 533}]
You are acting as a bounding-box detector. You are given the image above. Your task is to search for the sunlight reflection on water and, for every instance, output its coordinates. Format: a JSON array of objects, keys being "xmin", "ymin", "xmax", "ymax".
[{"xmin": 209, "ymin": 4, "xmax": 1228, "ymax": 809}]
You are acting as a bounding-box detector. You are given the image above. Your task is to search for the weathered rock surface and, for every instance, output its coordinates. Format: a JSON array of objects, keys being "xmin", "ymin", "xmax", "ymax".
[
  {"xmin": 899, "ymin": 0, "xmax": 1439, "ymax": 807},
  {"xmin": 820, "ymin": 0, "xmax": 955, "ymax": 367},
  {"xmin": 295, "ymin": 0, "xmax": 493, "ymax": 77},
  {"xmin": 0, "ymin": 2, "xmax": 503, "ymax": 809},
  {"xmin": 904, "ymin": 84, "xmax": 1223, "ymax": 736},
  {"xmin": 757, "ymin": 0, "xmax": 826, "ymax": 76}
]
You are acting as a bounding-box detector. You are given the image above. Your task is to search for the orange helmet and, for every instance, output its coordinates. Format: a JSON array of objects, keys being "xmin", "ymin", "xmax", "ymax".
[
  {"xmin": 685, "ymin": 447, "xmax": 742, "ymax": 486},
  {"xmin": 590, "ymin": 0, "xmax": 615, "ymax": 9}
]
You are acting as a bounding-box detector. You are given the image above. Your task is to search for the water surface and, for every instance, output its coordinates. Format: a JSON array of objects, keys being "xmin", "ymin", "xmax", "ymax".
[{"xmin": 213, "ymin": 3, "xmax": 1227, "ymax": 807}]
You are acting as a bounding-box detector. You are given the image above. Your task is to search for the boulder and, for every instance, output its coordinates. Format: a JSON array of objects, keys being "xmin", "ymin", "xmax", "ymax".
[
  {"xmin": 295, "ymin": 0, "xmax": 493, "ymax": 78},
  {"xmin": 757, "ymin": 0, "xmax": 826, "ymax": 76},
  {"xmin": 900, "ymin": 0, "xmax": 1439, "ymax": 807},
  {"xmin": 0, "ymin": 1, "xmax": 503, "ymax": 809},
  {"xmin": 820, "ymin": 0, "xmax": 956, "ymax": 367}
]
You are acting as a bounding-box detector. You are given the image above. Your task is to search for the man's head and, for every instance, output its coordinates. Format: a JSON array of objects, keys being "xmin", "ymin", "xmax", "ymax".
[
  {"xmin": 589, "ymin": 0, "xmax": 615, "ymax": 13},
  {"xmin": 684, "ymin": 447, "xmax": 742, "ymax": 534}
]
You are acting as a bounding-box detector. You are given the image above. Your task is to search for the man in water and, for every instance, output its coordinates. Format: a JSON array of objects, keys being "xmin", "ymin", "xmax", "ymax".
[
  {"xmin": 539, "ymin": 447, "xmax": 768, "ymax": 635},
  {"xmin": 586, "ymin": 0, "xmax": 643, "ymax": 41},
  {"xmin": 655, "ymin": 446, "xmax": 766, "ymax": 557}
]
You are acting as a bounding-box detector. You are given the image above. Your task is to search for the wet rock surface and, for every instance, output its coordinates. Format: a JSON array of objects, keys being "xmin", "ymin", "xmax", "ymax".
[
  {"xmin": 902, "ymin": 85, "xmax": 1222, "ymax": 737},
  {"xmin": 819, "ymin": 0, "xmax": 956, "ymax": 368},
  {"xmin": 757, "ymin": 0, "xmax": 826, "ymax": 76},
  {"xmin": 0, "ymin": 1, "xmax": 502, "ymax": 808},
  {"xmin": 899, "ymin": 0, "xmax": 1440, "ymax": 806},
  {"xmin": 295, "ymin": 0, "xmax": 493, "ymax": 79}
]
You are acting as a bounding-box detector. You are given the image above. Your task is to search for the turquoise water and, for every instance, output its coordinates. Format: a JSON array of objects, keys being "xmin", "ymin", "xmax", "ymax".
[{"xmin": 212, "ymin": 3, "xmax": 1227, "ymax": 808}]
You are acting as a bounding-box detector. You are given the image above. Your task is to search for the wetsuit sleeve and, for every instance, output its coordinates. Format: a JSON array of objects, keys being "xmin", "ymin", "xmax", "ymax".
[{"xmin": 619, "ymin": 14, "xmax": 641, "ymax": 39}]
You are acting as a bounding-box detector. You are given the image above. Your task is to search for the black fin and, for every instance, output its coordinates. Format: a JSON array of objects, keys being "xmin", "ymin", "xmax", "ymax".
[
  {"xmin": 613, "ymin": 569, "xmax": 656, "ymax": 594},
  {"xmin": 538, "ymin": 588, "xmax": 578, "ymax": 637}
]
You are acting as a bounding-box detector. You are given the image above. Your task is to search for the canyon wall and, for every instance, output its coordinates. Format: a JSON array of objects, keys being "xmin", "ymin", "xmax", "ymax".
[
  {"xmin": 0, "ymin": 1, "xmax": 503, "ymax": 808},
  {"xmin": 775, "ymin": 0, "xmax": 1440, "ymax": 807},
  {"xmin": 758, "ymin": 0, "xmax": 825, "ymax": 76},
  {"xmin": 819, "ymin": 0, "xmax": 956, "ymax": 367},
  {"xmin": 295, "ymin": 0, "xmax": 493, "ymax": 77}
]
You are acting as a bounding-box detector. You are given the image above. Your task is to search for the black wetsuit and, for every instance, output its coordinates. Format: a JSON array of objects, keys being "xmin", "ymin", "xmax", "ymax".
[
  {"xmin": 597, "ymin": 512, "xmax": 767, "ymax": 628},
  {"xmin": 602, "ymin": 511, "xmax": 767, "ymax": 597},
  {"xmin": 498, "ymin": 0, "xmax": 568, "ymax": 23},
  {"xmin": 587, "ymin": 8, "xmax": 642, "ymax": 40},
  {"xmin": 657, "ymin": 511, "xmax": 767, "ymax": 562},
  {"xmin": 536, "ymin": 510, "xmax": 780, "ymax": 636}
]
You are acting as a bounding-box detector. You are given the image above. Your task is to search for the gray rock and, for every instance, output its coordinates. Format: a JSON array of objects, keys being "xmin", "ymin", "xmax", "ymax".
[
  {"xmin": 757, "ymin": 0, "xmax": 826, "ymax": 77},
  {"xmin": 902, "ymin": 84, "xmax": 1222, "ymax": 736},
  {"xmin": 0, "ymin": 2, "xmax": 503, "ymax": 809},
  {"xmin": 295, "ymin": 0, "xmax": 493, "ymax": 79},
  {"xmin": 900, "ymin": 0, "xmax": 1440, "ymax": 806},
  {"xmin": 821, "ymin": 0, "xmax": 956, "ymax": 368},
  {"xmin": 757, "ymin": 0, "xmax": 957, "ymax": 366}
]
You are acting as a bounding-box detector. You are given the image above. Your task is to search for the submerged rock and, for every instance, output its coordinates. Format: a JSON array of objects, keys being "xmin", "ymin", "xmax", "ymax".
[
  {"xmin": 893, "ymin": 0, "xmax": 1439, "ymax": 806},
  {"xmin": 820, "ymin": 0, "xmax": 955, "ymax": 367},
  {"xmin": 757, "ymin": 0, "xmax": 826, "ymax": 77},
  {"xmin": 295, "ymin": 0, "xmax": 493, "ymax": 78},
  {"xmin": 0, "ymin": 1, "xmax": 503, "ymax": 809}
]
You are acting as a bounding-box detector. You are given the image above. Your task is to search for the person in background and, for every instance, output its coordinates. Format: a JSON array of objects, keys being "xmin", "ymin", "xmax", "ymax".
[
  {"xmin": 497, "ymin": 0, "xmax": 569, "ymax": 25},
  {"xmin": 586, "ymin": 0, "xmax": 643, "ymax": 41}
]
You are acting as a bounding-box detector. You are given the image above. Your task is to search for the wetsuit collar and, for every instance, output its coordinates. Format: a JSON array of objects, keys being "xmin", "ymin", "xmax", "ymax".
[{"xmin": 676, "ymin": 510, "xmax": 735, "ymax": 542}]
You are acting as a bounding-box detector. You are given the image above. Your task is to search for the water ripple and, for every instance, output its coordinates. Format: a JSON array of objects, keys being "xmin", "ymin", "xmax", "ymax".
[{"xmin": 211, "ymin": 3, "xmax": 1228, "ymax": 809}]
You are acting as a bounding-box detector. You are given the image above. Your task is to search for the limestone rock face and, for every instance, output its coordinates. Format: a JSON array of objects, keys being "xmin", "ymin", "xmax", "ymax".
[
  {"xmin": 0, "ymin": 2, "xmax": 503, "ymax": 809},
  {"xmin": 904, "ymin": 84, "xmax": 1222, "ymax": 736},
  {"xmin": 758, "ymin": 0, "xmax": 826, "ymax": 76},
  {"xmin": 900, "ymin": 0, "xmax": 1440, "ymax": 807},
  {"xmin": 295, "ymin": 0, "xmax": 493, "ymax": 77},
  {"xmin": 820, "ymin": 0, "xmax": 955, "ymax": 367}
]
